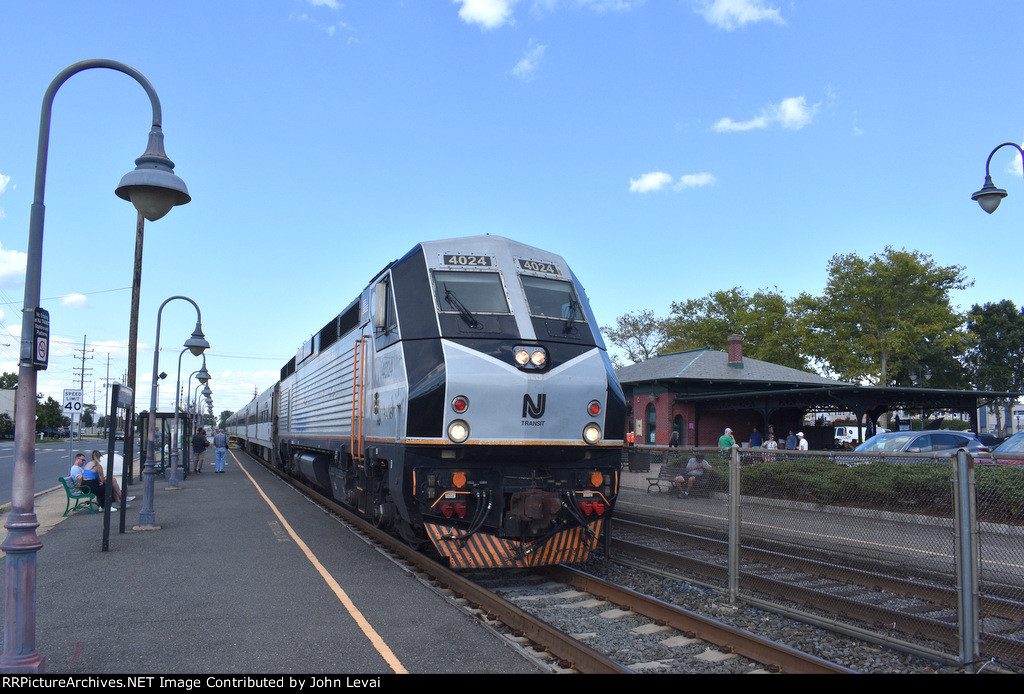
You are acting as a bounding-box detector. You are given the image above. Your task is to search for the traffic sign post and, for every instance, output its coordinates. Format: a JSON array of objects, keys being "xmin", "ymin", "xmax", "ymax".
[{"xmin": 62, "ymin": 389, "xmax": 83, "ymax": 464}]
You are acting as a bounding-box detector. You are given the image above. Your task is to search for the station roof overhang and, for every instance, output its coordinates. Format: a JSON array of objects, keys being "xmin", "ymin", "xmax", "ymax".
[{"xmin": 670, "ymin": 384, "xmax": 1020, "ymax": 416}]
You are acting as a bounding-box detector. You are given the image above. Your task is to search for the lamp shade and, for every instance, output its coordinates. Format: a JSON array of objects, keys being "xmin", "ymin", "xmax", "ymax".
[
  {"xmin": 972, "ymin": 176, "xmax": 1008, "ymax": 214},
  {"xmin": 115, "ymin": 127, "xmax": 190, "ymax": 221},
  {"xmin": 184, "ymin": 326, "xmax": 209, "ymax": 356}
]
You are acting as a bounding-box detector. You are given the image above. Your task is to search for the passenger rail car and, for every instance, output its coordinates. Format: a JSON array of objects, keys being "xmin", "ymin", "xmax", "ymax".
[{"xmin": 228, "ymin": 236, "xmax": 625, "ymax": 568}]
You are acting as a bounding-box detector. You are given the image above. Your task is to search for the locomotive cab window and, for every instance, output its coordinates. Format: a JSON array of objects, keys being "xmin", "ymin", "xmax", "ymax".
[
  {"xmin": 520, "ymin": 275, "xmax": 585, "ymax": 322},
  {"xmin": 433, "ymin": 271, "xmax": 510, "ymax": 315}
]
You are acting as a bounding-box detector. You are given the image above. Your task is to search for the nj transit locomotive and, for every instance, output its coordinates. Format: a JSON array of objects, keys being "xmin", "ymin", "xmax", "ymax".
[{"xmin": 227, "ymin": 236, "xmax": 625, "ymax": 569}]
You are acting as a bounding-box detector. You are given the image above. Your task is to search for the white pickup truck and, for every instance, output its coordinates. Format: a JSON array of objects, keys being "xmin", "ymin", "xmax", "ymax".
[{"xmin": 834, "ymin": 425, "xmax": 888, "ymax": 446}]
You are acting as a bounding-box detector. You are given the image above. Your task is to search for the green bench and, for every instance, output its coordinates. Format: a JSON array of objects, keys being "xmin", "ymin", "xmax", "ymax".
[{"xmin": 59, "ymin": 476, "xmax": 97, "ymax": 516}]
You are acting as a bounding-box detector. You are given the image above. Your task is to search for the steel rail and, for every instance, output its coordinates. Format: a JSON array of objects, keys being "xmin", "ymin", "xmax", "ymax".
[
  {"xmin": 611, "ymin": 535, "xmax": 1024, "ymax": 667},
  {"xmin": 542, "ymin": 564, "xmax": 856, "ymax": 674},
  {"xmin": 615, "ymin": 517, "xmax": 1024, "ymax": 621}
]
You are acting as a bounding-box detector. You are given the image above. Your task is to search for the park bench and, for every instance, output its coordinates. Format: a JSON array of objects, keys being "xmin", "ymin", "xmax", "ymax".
[
  {"xmin": 58, "ymin": 475, "xmax": 97, "ymax": 516},
  {"xmin": 646, "ymin": 466, "xmax": 685, "ymax": 493}
]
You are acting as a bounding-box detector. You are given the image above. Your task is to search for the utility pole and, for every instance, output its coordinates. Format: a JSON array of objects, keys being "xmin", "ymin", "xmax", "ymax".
[{"xmin": 73, "ymin": 334, "xmax": 93, "ymax": 389}]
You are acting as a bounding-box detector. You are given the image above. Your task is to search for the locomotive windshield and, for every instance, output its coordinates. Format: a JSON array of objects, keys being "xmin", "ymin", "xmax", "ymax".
[
  {"xmin": 520, "ymin": 275, "xmax": 584, "ymax": 322},
  {"xmin": 433, "ymin": 270, "xmax": 510, "ymax": 314}
]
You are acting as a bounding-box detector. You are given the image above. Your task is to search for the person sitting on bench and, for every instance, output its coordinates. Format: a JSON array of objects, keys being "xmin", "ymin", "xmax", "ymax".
[
  {"xmin": 80, "ymin": 450, "xmax": 123, "ymax": 510},
  {"xmin": 674, "ymin": 453, "xmax": 712, "ymax": 498}
]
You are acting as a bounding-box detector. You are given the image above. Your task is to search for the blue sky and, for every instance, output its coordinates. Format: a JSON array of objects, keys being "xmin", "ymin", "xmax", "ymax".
[{"xmin": 1, "ymin": 0, "xmax": 1022, "ymax": 416}]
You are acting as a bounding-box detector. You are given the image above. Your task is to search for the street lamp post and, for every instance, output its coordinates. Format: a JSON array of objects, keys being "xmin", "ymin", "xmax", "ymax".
[
  {"xmin": 183, "ymin": 360, "xmax": 211, "ymax": 472},
  {"xmin": 138, "ymin": 296, "xmax": 208, "ymax": 528},
  {"xmin": 1, "ymin": 60, "xmax": 189, "ymax": 673},
  {"xmin": 971, "ymin": 142, "xmax": 1024, "ymax": 214}
]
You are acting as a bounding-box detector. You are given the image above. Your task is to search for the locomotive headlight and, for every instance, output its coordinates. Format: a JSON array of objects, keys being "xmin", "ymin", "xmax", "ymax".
[
  {"xmin": 513, "ymin": 345, "xmax": 548, "ymax": 370},
  {"xmin": 583, "ymin": 423, "xmax": 602, "ymax": 445},
  {"xmin": 448, "ymin": 419, "xmax": 470, "ymax": 444}
]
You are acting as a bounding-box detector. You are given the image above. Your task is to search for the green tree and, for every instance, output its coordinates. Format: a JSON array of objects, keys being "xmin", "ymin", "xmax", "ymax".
[
  {"xmin": 0, "ymin": 372, "xmax": 17, "ymax": 389},
  {"xmin": 81, "ymin": 403, "xmax": 96, "ymax": 428},
  {"xmin": 218, "ymin": 410, "xmax": 234, "ymax": 430},
  {"xmin": 35, "ymin": 395, "xmax": 68, "ymax": 432},
  {"xmin": 663, "ymin": 287, "xmax": 811, "ymax": 371},
  {"xmin": 603, "ymin": 310, "xmax": 671, "ymax": 365},
  {"xmin": 0, "ymin": 413, "xmax": 13, "ymax": 438},
  {"xmin": 967, "ymin": 300, "xmax": 1024, "ymax": 433},
  {"xmin": 798, "ymin": 247, "xmax": 971, "ymax": 385}
]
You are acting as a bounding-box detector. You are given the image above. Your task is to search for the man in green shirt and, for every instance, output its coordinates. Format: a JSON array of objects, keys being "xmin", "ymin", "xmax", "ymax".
[{"xmin": 718, "ymin": 427, "xmax": 736, "ymax": 451}]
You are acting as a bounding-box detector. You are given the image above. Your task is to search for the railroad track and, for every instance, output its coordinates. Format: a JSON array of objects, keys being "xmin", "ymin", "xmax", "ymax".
[
  {"xmin": 245, "ymin": 449, "xmax": 851, "ymax": 673},
  {"xmin": 610, "ymin": 516, "xmax": 1024, "ymax": 669}
]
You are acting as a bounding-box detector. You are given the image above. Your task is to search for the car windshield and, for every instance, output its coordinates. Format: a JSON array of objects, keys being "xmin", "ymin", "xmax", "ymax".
[
  {"xmin": 995, "ymin": 433, "xmax": 1024, "ymax": 454},
  {"xmin": 520, "ymin": 275, "xmax": 582, "ymax": 320},
  {"xmin": 855, "ymin": 432, "xmax": 919, "ymax": 452},
  {"xmin": 433, "ymin": 271, "xmax": 510, "ymax": 314}
]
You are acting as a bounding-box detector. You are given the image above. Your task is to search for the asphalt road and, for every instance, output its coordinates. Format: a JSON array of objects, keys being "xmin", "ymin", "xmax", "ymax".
[{"xmin": 0, "ymin": 438, "xmax": 137, "ymax": 506}]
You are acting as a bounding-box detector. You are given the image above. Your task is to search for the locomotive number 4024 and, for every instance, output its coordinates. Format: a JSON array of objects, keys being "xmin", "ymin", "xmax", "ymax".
[{"xmin": 443, "ymin": 254, "xmax": 492, "ymax": 266}]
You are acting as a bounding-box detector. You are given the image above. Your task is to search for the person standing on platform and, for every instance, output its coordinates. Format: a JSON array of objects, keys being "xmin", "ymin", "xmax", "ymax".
[
  {"xmin": 797, "ymin": 431, "xmax": 809, "ymax": 451},
  {"xmin": 786, "ymin": 430, "xmax": 797, "ymax": 450},
  {"xmin": 213, "ymin": 429, "xmax": 229, "ymax": 473},
  {"xmin": 748, "ymin": 427, "xmax": 763, "ymax": 448},
  {"xmin": 718, "ymin": 428, "xmax": 736, "ymax": 458},
  {"xmin": 192, "ymin": 427, "xmax": 208, "ymax": 473}
]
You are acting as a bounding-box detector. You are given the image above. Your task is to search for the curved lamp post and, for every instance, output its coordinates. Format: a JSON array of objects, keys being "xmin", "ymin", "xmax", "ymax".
[
  {"xmin": 971, "ymin": 142, "xmax": 1024, "ymax": 214},
  {"xmin": 1, "ymin": 60, "xmax": 189, "ymax": 674},
  {"xmin": 139, "ymin": 296, "xmax": 208, "ymax": 527}
]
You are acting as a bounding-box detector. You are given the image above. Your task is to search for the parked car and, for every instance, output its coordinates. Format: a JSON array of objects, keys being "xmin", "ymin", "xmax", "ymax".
[
  {"xmin": 114, "ymin": 431, "xmax": 125, "ymax": 441},
  {"xmin": 836, "ymin": 430, "xmax": 988, "ymax": 465},
  {"xmin": 979, "ymin": 433, "xmax": 1006, "ymax": 449},
  {"xmin": 986, "ymin": 431, "xmax": 1024, "ymax": 465}
]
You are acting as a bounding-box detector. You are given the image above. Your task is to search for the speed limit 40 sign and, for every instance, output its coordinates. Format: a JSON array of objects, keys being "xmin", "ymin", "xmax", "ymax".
[{"xmin": 63, "ymin": 389, "xmax": 84, "ymax": 418}]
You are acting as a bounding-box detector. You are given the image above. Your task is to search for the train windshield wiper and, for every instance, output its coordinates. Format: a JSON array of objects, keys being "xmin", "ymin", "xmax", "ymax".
[
  {"xmin": 562, "ymin": 297, "xmax": 579, "ymax": 333},
  {"xmin": 444, "ymin": 286, "xmax": 481, "ymax": 329}
]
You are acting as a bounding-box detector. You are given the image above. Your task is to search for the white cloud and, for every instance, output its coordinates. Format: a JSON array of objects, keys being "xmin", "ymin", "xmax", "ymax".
[
  {"xmin": 714, "ymin": 95, "xmax": 819, "ymax": 133},
  {"xmin": 629, "ymin": 171, "xmax": 715, "ymax": 193},
  {"xmin": 1007, "ymin": 145, "xmax": 1023, "ymax": 178},
  {"xmin": 0, "ymin": 242, "xmax": 26, "ymax": 290},
  {"xmin": 629, "ymin": 171, "xmax": 673, "ymax": 193},
  {"xmin": 307, "ymin": 0, "xmax": 341, "ymax": 8},
  {"xmin": 0, "ymin": 172, "xmax": 9, "ymax": 220},
  {"xmin": 675, "ymin": 172, "xmax": 716, "ymax": 189},
  {"xmin": 695, "ymin": 0, "xmax": 785, "ymax": 30},
  {"xmin": 511, "ymin": 41, "xmax": 546, "ymax": 81},
  {"xmin": 60, "ymin": 293, "xmax": 87, "ymax": 309},
  {"xmin": 454, "ymin": 0, "xmax": 518, "ymax": 30}
]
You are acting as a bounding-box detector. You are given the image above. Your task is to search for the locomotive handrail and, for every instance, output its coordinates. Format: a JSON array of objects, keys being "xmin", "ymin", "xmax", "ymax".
[{"xmin": 350, "ymin": 337, "xmax": 367, "ymax": 460}]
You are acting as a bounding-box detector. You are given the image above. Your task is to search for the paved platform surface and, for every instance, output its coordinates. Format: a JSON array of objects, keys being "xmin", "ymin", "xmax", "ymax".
[{"xmin": 0, "ymin": 449, "xmax": 548, "ymax": 675}]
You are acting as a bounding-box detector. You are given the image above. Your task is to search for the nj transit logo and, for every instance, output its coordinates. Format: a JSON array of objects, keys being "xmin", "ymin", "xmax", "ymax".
[{"xmin": 522, "ymin": 394, "xmax": 546, "ymax": 419}]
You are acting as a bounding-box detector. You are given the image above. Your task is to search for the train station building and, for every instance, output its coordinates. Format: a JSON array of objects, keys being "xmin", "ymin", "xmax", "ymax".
[{"xmin": 615, "ymin": 334, "xmax": 1006, "ymax": 449}]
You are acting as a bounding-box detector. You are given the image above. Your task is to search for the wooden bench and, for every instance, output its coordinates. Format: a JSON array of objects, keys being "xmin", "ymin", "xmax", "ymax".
[
  {"xmin": 646, "ymin": 466, "xmax": 686, "ymax": 493},
  {"xmin": 59, "ymin": 476, "xmax": 97, "ymax": 516}
]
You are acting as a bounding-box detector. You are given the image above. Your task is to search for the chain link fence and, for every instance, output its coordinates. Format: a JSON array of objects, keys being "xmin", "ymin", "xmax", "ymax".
[{"xmin": 619, "ymin": 444, "xmax": 1024, "ymax": 670}]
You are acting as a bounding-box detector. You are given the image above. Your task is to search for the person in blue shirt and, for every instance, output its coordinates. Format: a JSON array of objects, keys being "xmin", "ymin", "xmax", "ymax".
[
  {"xmin": 785, "ymin": 430, "xmax": 797, "ymax": 450},
  {"xmin": 748, "ymin": 427, "xmax": 763, "ymax": 448}
]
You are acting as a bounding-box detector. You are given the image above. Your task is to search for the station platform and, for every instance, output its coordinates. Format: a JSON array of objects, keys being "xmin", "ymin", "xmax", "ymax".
[{"xmin": 0, "ymin": 449, "xmax": 549, "ymax": 676}]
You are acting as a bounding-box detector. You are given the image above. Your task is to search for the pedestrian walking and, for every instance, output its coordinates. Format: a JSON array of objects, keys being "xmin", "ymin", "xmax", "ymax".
[{"xmin": 213, "ymin": 429, "xmax": 229, "ymax": 473}]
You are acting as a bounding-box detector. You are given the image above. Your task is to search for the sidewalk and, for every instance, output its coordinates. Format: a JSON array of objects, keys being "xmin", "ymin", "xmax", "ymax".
[{"xmin": 0, "ymin": 456, "xmax": 547, "ymax": 674}]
